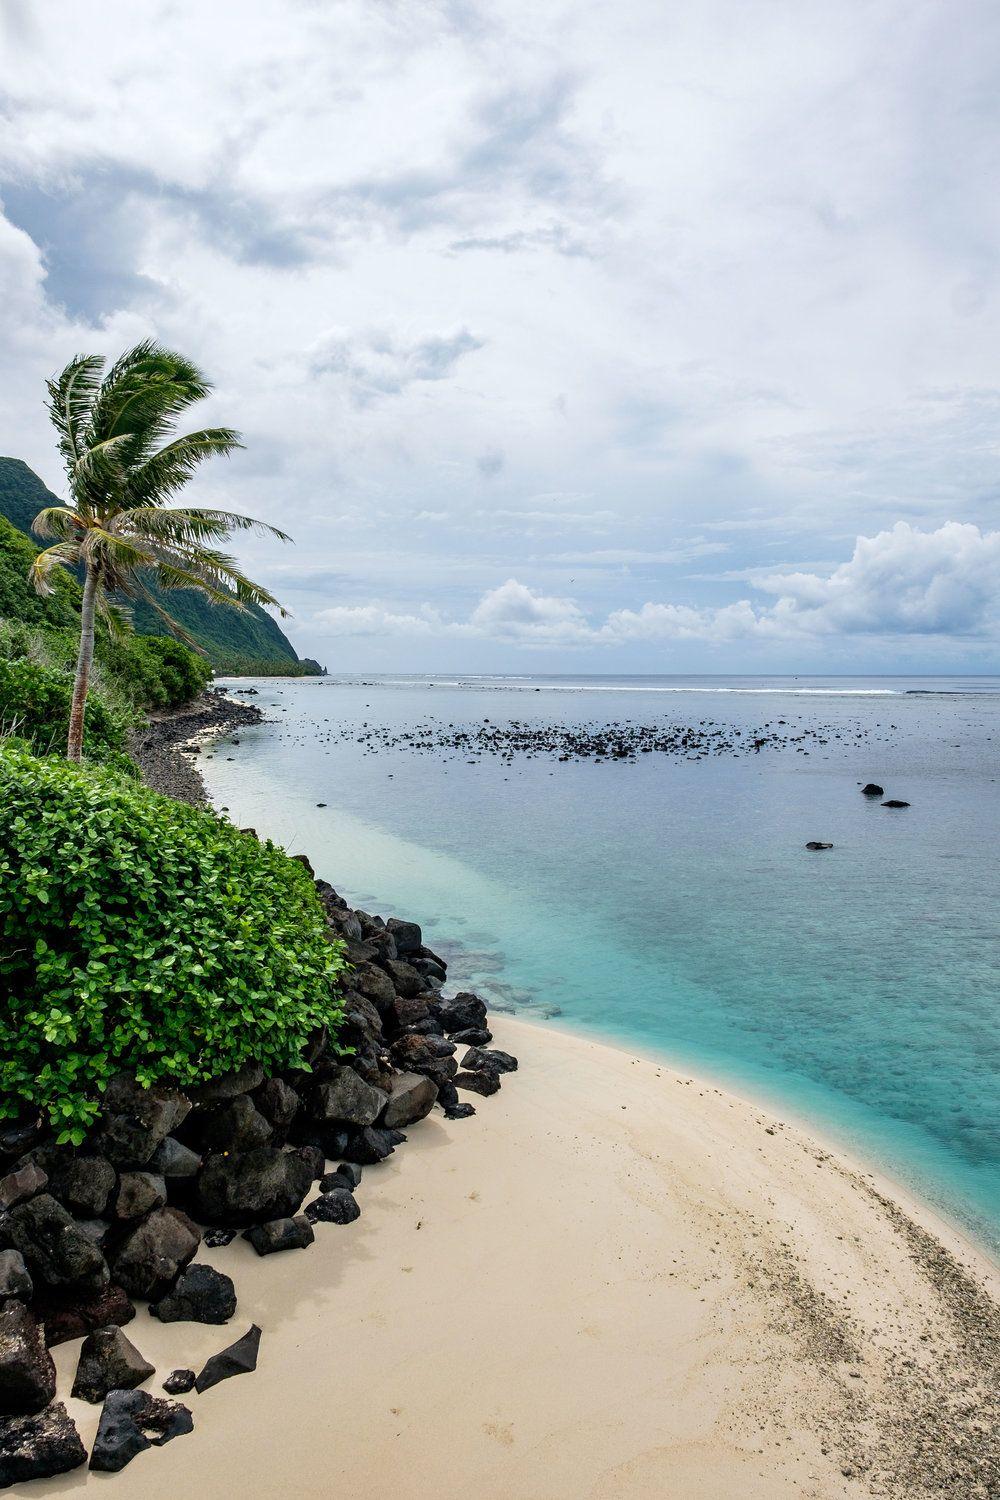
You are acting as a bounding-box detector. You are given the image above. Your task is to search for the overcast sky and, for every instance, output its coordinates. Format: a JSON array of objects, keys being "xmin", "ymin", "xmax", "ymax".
[{"xmin": 2, "ymin": 0, "xmax": 999, "ymax": 673}]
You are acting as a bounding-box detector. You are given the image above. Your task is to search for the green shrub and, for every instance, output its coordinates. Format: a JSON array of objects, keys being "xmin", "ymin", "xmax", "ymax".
[
  {"xmin": 99, "ymin": 634, "xmax": 213, "ymax": 712},
  {"xmin": 0, "ymin": 746, "xmax": 347, "ymax": 1138},
  {"xmin": 0, "ymin": 657, "xmax": 128, "ymax": 761}
]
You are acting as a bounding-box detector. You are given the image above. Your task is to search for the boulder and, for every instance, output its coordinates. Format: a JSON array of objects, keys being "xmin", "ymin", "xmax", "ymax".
[
  {"xmin": 333, "ymin": 1162, "xmax": 363, "ymax": 1189},
  {"xmin": 187, "ymin": 1062, "xmax": 264, "ymax": 1106},
  {"xmin": 383, "ymin": 959, "xmax": 427, "ymax": 997},
  {"xmin": 882, "ymin": 799, "xmax": 911, "ymax": 808},
  {"xmin": 304, "ymin": 1189, "xmax": 360, "ymax": 1226},
  {"xmin": 0, "ymin": 1402, "xmax": 86, "ymax": 1487},
  {"xmin": 194, "ymin": 1147, "xmax": 314, "ymax": 1227},
  {"xmin": 243, "ymin": 1216, "xmax": 314, "ymax": 1256},
  {"xmin": 390, "ymin": 1034, "xmax": 457, "ymax": 1087},
  {"xmin": 71, "ymin": 1326, "xmax": 154, "ymax": 1404},
  {"xmin": 151, "ymin": 1264, "xmax": 237, "ymax": 1325},
  {"xmin": 381, "ymin": 1072, "xmax": 438, "ymax": 1130},
  {"xmin": 293, "ymin": 1144, "xmax": 325, "ymax": 1182},
  {"xmin": 460, "ymin": 1046, "xmax": 518, "ymax": 1075},
  {"xmin": 89, "ymin": 1388, "xmax": 193, "ymax": 1472},
  {"xmin": 454, "ymin": 1070, "xmax": 501, "ymax": 1097},
  {"xmin": 0, "ymin": 1252, "xmax": 31, "ymax": 1306},
  {"xmin": 444, "ymin": 1102, "xmax": 477, "ymax": 1120},
  {"xmin": 162, "ymin": 1369, "xmax": 195, "ymax": 1395},
  {"xmin": 97, "ymin": 1076, "xmax": 191, "ymax": 1168},
  {"xmin": 197, "ymin": 1097, "xmax": 272, "ymax": 1153},
  {"xmin": 0, "ymin": 1302, "xmax": 56, "ymax": 1415},
  {"xmin": 354, "ymin": 961, "xmax": 398, "ymax": 1010},
  {"xmin": 195, "ymin": 1324, "xmax": 261, "ymax": 1393},
  {"xmin": 333, "ymin": 1126, "xmax": 404, "ymax": 1166},
  {"xmin": 252, "ymin": 1078, "xmax": 301, "ymax": 1136},
  {"xmin": 1, "ymin": 1195, "xmax": 109, "ymax": 1296},
  {"xmin": 861, "ymin": 783, "xmax": 884, "ymax": 796},
  {"xmin": 0, "ymin": 1163, "xmax": 47, "ymax": 1212},
  {"xmin": 385, "ymin": 995, "xmax": 432, "ymax": 1032},
  {"xmin": 36, "ymin": 1284, "xmax": 136, "ymax": 1347},
  {"xmin": 113, "ymin": 1172, "xmax": 166, "ymax": 1221},
  {"xmin": 386, "ymin": 917, "xmax": 422, "ymax": 954},
  {"xmin": 451, "ymin": 1026, "xmax": 493, "ymax": 1046},
  {"xmin": 111, "ymin": 1207, "xmax": 200, "ymax": 1300},
  {"xmin": 148, "ymin": 1136, "xmax": 201, "ymax": 1178},
  {"xmin": 411, "ymin": 954, "xmax": 447, "ymax": 984},
  {"xmin": 47, "ymin": 1156, "xmax": 115, "ymax": 1218},
  {"xmin": 435, "ymin": 992, "xmax": 488, "ymax": 1034},
  {"xmin": 310, "ymin": 1067, "xmax": 386, "ymax": 1128}
]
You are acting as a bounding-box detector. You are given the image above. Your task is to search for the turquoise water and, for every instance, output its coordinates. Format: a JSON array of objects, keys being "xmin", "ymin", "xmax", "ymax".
[{"xmin": 205, "ymin": 673, "xmax": 1000, "ymax": 1257}]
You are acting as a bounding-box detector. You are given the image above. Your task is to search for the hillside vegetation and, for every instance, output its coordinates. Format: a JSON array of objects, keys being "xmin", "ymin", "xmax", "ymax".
[{"xmin": 0, "ymin": 456, "xmax": 323, "ymax": 676}]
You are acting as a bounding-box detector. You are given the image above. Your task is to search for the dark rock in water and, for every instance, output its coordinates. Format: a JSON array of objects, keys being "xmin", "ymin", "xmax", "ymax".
[
  {"xmin": 451, "ymin": 1026, "xmax": 493, "ymax": 1046},
  {"xmin": 454, "ymin": 1070, "xmax": 501, "ymax": 1097},
  {"xmin": 188, "ymin": 1063, "xmax": 264, "ymax": 1106},
  {"xmin": 252, "ymin": 1078, "xmax": 301, "ymax": 1137},
  {"xmin": 0, "ymin": 1163, "xmax": 47, "ymax": 1212},
  {"xmin": 198, "ymin": 1096, "xmax": 272, "ymax": 1153},
  {"xmin": 304, "ymin": 1188, "xmax": 360, "ymax": 1226},
  {"xmin": 435, "ymin": 992, "xmax": 488, "ymax": 1034},
  {"xmin": 202, "ymin": 1228, "xmax": 236, "ymax": 1249},
  {"xmin": 0, "ymin": 1302, "xmax": 56, "ymax": 1415},
  {"xmin": 71, "ymin": 1326, "xmax": 154, "ymax": 1404},
  {"xmin": 162, "ymin": 1369, "xmax": 195, "ymax": 1395},
  {"xmin": 149, "ymin": 1136, "xmax": 201, "ymax": 1178},
  {"xmin": 112, "ymin": 1207, "xmax": 200, "ymax": 1300},
  {"xmin": 0, "ymin": 1252, "xmax": 31, "ymax": 1306},
  {"xmin": 882, "ymin": 799, "xmax": 910, "ymax": 808},
  {"xmin": 113, "ymin": 1171, "xmax": 167, "ymax": 1220},
  {"xmin": 381, "ymin": 1072, "xmax": 438, "ymax": 1130},
  {"xmin": 243, "ymin": 1216, "xmax": 314, "ymax": 1256},
  {"xmin": 89, "ymin": 1388, "xmax": 193, "ymax": 1472},
  {"xmin": 386, "ymin": 917, "xmax": 422, "ymax": 954},
  {"xmin": 310, "ymin": 1067, "xmax": 386, "ymax": 1128},
  {"xmin": 195, "ymin": 1324, "xmax": 261, "ymax": 1393},
  {"xmin": 460, "ymin": 1046, "xmax": 518, "ymax": 1075},
  {"xmin": 151, "ymin": 1263, "xmax": 237, "ymax": 1325},
  {"xmin": 0, "ymin": 1402, "xmax": 86, "ymax": 1487},
  {"xmin": 804, "ymin": 841, "xmax": 833, "ymax": 850},
  {"xmin": 37, "ymin": 1284, "xmax": 136, "ymax": 1347},
  {"xmin": 195, "ymin": 1147, "xmax": 314, "ymax": 1227},
  {"xmin": 97, "ymin": 1076, "xmax": 191, "ymax": 1168},
  {"xmin": 861, "ymin": 783, "xmax": 884, "ymax": 796},
  {"xmin": 444, "ymin": 1102, "xmax": 477, "ymax": 1120},
  {"xmin": 2, "ymin": 1195, "xmax": 109, "ymax": 1296},
  {"xmin": 48, "ymin": 1156, "xmax": 115, "ymax": 1218}
]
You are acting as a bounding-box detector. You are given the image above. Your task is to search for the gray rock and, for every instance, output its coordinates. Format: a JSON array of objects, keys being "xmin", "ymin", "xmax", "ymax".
[
  {"xmin": 48, "ymin": 1156, "xmax": 116, "ymax": 1218},
  {"xmin": 0, "ymin": 1402, "xmax": 86, "ymax": 1487},
  {"xmin": 252, "ymin": 1078, "xmax": 301, "ymax": 1135},
  {"xmin": 97, "ymin": 1076, "xmax": 191, "ymax": 1167},
  {"xmin": 435, "ymin": 992, "xmax": 488, "ymax": 1034},
  {"xmin": 198, "ymin": 1096, "xmax": 272, "ymax": 1153},
  {"xmin": 460, "ymin": 1046, "xmax": 518, "ymax": 1075},
  {"xmin": 149, "ymin": 1136, "xmax": 201, "ymax": 1178},
  {"xmin": 0, "ymin": 1194, "xmax": 109, "ymax": 1295},
  {"xmin": 195, "ymin": 1324, "xmax": 261, "ymax": 1393},
  {"xmin": 151, "ymin": 1263, "xmax": 236, "ymax": 1325},
  {"xmin": 386, "ymin": 917, "xmax": 422, "ymax": 953},
  {"xmin": 304, "ymin": 1188, "xmax": 360, "ymax": 1226},
  {"xmin": 381, "ymin": 1072, "xmax": 438, "ymax": 1129},
  {"xmin": 71, "ymin": 1326, "xmax": 154, "ymax": 1404},
  {"xmin": 112, "ymin": 1207, "xmax": 200, "ymax": 1300},
  {"xmin": 0, "ymin": 1302, "xmax": 56, "ymax": 1415},
  {"xmin": 311, "ymin": 1067, "xmax": 387, "ymax": 1128},
  {"xmin": 194, "ymin": 1147, "xmax": 314, "ymax": 1227},
  {"xmin": 454, "ymin": 1070, "xmax": 501, "ymax": 1097},
  {"xmin": 354, "ymin": 961, "xmax": 397, "ymax": 1008},
  {"xmin": 187, "ymin": 1062, "xmax": 265, "ymax": 1105},
  {"xmin": 0, "ymin": 1251, "xmax": 31, "ymax": 1306},
  {"xmin": 383, "ymin": 958, "xmax": 428, "ymax": 997},
  {"xmin": 0, "ymin": 1163, "xmax": 47, "ymax": 1212},
  {"xmin": 89, "ymin": 1388, "xmax": 193, "ymax": 1472},
  {"xmin": 243, "ymin": 1216, "xmax": 315, "ymax": 1255},
  {"xmin": 114, "ymin": 1172, "xmax": 167, "ymax": 1220}
]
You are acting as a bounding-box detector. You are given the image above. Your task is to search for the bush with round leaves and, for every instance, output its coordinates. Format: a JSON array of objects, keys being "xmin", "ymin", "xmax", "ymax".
[{"xmin": 0, "ymin": 744, "xmax": 347, "ymax": 1140}]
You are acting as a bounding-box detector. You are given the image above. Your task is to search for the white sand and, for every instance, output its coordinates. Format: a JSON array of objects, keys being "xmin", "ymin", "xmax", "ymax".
[{"xmin": 42, "ymin": 1018, "xmax": 1000, "ymax": 1499}]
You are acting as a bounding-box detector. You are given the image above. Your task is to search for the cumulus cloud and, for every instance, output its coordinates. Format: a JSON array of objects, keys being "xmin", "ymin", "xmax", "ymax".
[{"xmin": 309, "ymin": 326, "xmax": 483, "ymax": 403}]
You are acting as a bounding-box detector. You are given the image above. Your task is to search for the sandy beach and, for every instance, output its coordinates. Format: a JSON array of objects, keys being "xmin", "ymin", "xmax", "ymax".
[{"xmin": 38, "ymin": 1017, "xmax": 999, "ymax": 1500}]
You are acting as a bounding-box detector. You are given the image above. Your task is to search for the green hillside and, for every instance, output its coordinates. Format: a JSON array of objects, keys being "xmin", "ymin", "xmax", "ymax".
[{"xmin": 0, "ymin": 457, "xmax": 322, "ymax": 675}]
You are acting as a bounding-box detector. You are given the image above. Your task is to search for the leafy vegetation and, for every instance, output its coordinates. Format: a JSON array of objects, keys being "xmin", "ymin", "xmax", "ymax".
[
  {"xmin": 0, "ymin": 744, "xmax": 347, "ymax": 1138},
  {"xmin": 0, "ymin": 455, "xmax": 319, "ymax": 675}
]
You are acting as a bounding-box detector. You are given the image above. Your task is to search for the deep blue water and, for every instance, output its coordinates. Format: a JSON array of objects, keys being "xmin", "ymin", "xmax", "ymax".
[{"xmin": 205, "ymin": 673, "xmax": 1000, "ymax": 1257}]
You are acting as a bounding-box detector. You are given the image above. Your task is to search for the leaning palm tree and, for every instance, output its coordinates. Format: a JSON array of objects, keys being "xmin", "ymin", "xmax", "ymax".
[{"xmin": 30, "ymin": 342, "xmax": 290, "ymax": 760}]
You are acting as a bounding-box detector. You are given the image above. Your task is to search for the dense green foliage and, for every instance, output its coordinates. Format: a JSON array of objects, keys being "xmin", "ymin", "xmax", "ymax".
[
  {"xmin": 0, "ymin": 658, "xmax": 134, "ymax": 773},
  {"xmin": 0, "ymin": 746, "xmax": 347, "ymax": 1137},
  {"xmin": 0, "ymin": 515, "xmax": 81, "ymax": 632},
  {"xmin": 0, "ymin": 455, "xmax": 320, "ymax": 675}
]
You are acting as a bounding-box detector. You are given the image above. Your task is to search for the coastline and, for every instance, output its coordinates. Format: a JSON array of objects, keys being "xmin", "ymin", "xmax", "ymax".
[
  {"xmin": 45, "ymin": 1015, "xmax": 999, "ymax": 1499},
  {"xmin": 127, "ymin": 689, "xmax": 265, "ymax": 804}
]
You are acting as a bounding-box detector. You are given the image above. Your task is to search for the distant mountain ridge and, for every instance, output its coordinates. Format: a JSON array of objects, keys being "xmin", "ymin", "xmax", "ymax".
[{"xmin": 0, "ymin": 457, "xmax": 322, "ymax": 675}]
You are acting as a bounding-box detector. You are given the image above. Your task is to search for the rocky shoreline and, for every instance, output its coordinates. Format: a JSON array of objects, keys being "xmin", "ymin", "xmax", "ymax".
[{"xmin": 0, "ymin": 727, "xmax": 517, "ymax": 1487}]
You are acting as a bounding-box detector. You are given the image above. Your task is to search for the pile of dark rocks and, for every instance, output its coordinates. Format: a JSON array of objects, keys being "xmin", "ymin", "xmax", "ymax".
[{"xmin": 0, "ymin": 865, "xmax": 516, "ymax": 1487}]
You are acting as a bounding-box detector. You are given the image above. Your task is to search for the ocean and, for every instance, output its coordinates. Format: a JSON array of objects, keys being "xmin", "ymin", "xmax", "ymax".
[{"xmin": 205, "ymin": 673, "xmax": 1000, "ymax": 1256}]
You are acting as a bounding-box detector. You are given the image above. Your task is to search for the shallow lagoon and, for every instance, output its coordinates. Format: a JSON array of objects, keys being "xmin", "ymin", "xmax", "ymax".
[{"xmin": 206, "ymin": 673, "xmax": 1000, "ymax": 1255}]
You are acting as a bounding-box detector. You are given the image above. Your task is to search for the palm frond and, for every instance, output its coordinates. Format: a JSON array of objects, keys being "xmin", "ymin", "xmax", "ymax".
[
  {"xmin": 29, "ymin": 542, "xmax": 81, "ymax": 597},
  {"xmin": 122, "ymin": 429, "xmax": 246, "ymax": 506},
  {"xmin": 131, "ymin": 578, "xmax": 204, "ymax": 649},
  {"xmin": 46, "ymin": 354, "xmax": 104, "ymax": 477},
  {"xmin": 31, "ymin": 506, "xmax": 83, "ymax": 541}
]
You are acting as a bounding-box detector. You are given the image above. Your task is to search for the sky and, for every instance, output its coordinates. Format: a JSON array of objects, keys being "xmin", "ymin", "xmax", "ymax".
[{"xmin": 1, "ymin": 0, "xmax": 1000, "ymax": 674}]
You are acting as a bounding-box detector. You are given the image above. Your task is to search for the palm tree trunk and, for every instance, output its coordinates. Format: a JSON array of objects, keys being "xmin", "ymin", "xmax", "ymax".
[{"xmin": 67, "ymin": 565, "xmax": 98, "ymax": 761}]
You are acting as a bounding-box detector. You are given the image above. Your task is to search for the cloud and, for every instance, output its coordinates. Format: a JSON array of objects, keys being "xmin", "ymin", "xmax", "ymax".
[{"xmin": 309, "ymin": 326, "xmax": 483, "ymax": 403}]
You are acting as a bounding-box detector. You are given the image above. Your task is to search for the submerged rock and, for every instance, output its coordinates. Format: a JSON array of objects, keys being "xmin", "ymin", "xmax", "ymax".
[
  {"xmin": 0, "ymin": 1402, "xmax": 86, "ymax": 1487},
  {"xmin": 0, "ymin": 1302, "xmax": 56, "ymax": 1415},
  {"xmin": 89, "ymin": 1388, "xmax": 193, "ymax": 1472},
  {"xmin": 150, "ymin": 1263, "xmax": 236, "ymax": 1325},
  {"xmin": 860, "ymin": 783, "xmax": 884, "ymax": 796},
  {"xmin": 195, "ymin": 1324, "xmax": 261, "ymax": 1393},
  {"xmin": 805, "ymin": 841, "xmax": 833, "ymax": 850},
  {"xmin": 882, "ymin": 799, "xmax": 910, "ymax": 808},
  {"xmin": 71, "ymin": 1326, "xmax": 154, "ymax": 1404}
]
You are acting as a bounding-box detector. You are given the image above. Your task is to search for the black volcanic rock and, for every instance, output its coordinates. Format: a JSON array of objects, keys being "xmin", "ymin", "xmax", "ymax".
[
  {"xmin": 435, "ymin": 992, "xmax": 488, "ymax": 1034},
  {"xmin": 111, "ymin": 1207, "xmax": 200, "ymax": 1300},
  {"xmin": 89, "ymin": 1388, "xmax": 193, "ymax": 1472},
  {"xmin": 195, "ymin": 1324, "xmax": 261, "ymax": 1393},
  {"xmin": 381, "ymin": 1072, "xmax": 438, "ymax": 1129},
  {"xmin": 0, "ymin": 1402, "xmax": 86, "ymax": 1487},
  {"xmin": 243, "ymin": 1216, "xmax": 314, "ymax": 1255},
  {"xmin": 0, "ymin": 1252, "xmax": 31, "ymax": 1306},
  {"xmin": 0, "ymin": 1302, "xmax": 55, "ymax": 1415},
  {"xmin": 194, "ymin": 1147, "xmax": 314, "ymax": 1228},
  {"xmin": 151, "ymin": 1263, "xmax": 236, "ymax": 1325},
  {"xmin": 163, "ymin": 1369, "xmax": 195, "ymax": 1394},
  {"xmin": 460, "ymin": 1046, "xmax": 518, "ymax": 1075},
  {"xmin": 304, "ymin": 1188, "xmax": 360, "ymax": 1225},
  {"xmin": 71, "ymin": 1326, "xmax": 154, "ymax": 1404},
  {"xmin": 454, "ymin": 1070, "xmax": 501, "ymax": 1097},
  {"xmin": 1, "ymin": 1194, "xmax": 109, "ymax": 1296}
]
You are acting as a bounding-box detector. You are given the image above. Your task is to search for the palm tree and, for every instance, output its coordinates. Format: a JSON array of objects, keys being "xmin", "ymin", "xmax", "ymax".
[{"xmin": 30, "ymin": 341, "xmax": 290, "ymax": 760}]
